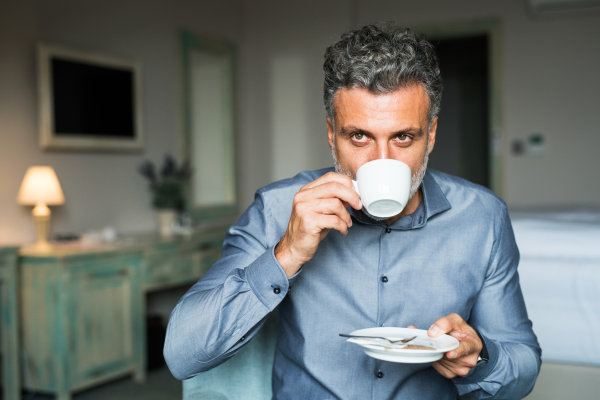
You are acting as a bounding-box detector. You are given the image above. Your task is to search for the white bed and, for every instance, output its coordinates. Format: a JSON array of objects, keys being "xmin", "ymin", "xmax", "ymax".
[{"xmin": 511, "ymin": 210, "xmax": 600, "ymax": 366}]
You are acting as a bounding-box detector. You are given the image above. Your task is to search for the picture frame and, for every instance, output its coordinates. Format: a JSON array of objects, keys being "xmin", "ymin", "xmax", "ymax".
[{"xmin": 38, "ymin": 43, "xmax": 143, "ymax": 152}]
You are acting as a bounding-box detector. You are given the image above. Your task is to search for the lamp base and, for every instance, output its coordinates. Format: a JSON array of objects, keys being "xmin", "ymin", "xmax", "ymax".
[
  {"xmin": 32, "ymin": 203, "xmax": 52, "ymax": 252},
  {"xmin": 30, "ymin": 240, "xmax": 53, "ymax": 253}
]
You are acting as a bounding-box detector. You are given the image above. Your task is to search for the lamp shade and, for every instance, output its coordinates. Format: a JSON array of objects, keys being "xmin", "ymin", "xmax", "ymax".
[{"xmin": 17, "ymin": 166, "xmax": 65, "ymax": 205}]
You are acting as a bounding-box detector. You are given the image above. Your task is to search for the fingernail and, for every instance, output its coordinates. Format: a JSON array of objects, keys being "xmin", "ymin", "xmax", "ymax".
[
  {"xmin": 428, "ymin": 325, "xmax": 440, "ymax": 336},
  {"xmin": 447, "ymin": 351, "xmax": 456, "ymax": 359},
  {"xmin": 358, "ymin": 200, "xmax": 363, "ymax": 209},
  {"xmin": 349, "ymin": 219, "xmax": 353, "ymax": 227}
]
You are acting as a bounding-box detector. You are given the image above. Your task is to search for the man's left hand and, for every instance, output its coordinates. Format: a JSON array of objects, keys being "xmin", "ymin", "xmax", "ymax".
[{"xmin": 409, "ymin": 313, "xmax": 482, "ymax": 379}]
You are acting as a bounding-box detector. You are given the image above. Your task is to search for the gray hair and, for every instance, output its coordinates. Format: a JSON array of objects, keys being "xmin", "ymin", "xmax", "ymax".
[{"xmin": 323, "ymin": 23, "xmax": 443, "ymax": 128}]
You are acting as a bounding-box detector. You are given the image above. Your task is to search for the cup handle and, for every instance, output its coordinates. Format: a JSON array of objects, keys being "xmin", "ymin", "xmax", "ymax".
[{"xmin": 352, "ymin": 180, "xmax": 360, "ymax": 196}]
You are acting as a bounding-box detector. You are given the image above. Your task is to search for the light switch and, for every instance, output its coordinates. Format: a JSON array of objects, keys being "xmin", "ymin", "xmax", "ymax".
[{"xmin": 527, "ymin": 133, "xmax": 545, "ymax": 156}]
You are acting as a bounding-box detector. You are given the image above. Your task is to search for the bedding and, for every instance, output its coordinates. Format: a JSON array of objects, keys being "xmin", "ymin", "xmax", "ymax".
[{"xmin": 511, "ymin": 210, "xmax": 600, "ymax": 366}]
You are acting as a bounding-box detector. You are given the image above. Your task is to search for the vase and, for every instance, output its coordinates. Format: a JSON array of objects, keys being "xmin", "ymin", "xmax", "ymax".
[{"xmin": 156, "ymin": 209, "xmax": 177, "ymax": 238}]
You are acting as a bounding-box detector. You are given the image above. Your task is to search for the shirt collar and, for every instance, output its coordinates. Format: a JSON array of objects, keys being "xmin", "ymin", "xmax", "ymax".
[
  {"xmin": 349, "ymin": 169, "xmax": 452, "ymax": 230},
  {"xmin": 421, "ymin": 169, "xmax": 452, "ymax": 222}
]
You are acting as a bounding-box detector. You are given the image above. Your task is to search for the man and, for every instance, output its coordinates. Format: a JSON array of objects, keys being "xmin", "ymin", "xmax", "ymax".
[{"xmin": 164, "ymin": 24, "xmax": 541, "ymax": 399}]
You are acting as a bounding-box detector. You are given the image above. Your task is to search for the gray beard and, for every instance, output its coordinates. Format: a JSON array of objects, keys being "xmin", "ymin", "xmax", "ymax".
[{"xmin": 331, "ymin": 137, "xmax": 430, "ymax": 221}]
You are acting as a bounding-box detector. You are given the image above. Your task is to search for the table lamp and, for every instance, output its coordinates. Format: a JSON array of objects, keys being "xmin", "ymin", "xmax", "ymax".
[{"xmin": 17, "ymin": 166, "xmax": 65, "ymax": 250}]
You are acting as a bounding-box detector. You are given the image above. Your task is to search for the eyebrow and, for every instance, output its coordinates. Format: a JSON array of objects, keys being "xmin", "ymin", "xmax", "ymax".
[{"xmin": 339, "ymin": 125, "xmax": 425, "ymax": 139}]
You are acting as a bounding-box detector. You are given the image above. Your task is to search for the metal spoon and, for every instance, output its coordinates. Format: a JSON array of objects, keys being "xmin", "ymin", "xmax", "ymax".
[{"xmin": 339, "ymin": 334, "xmax": 417, "ymax": 345}]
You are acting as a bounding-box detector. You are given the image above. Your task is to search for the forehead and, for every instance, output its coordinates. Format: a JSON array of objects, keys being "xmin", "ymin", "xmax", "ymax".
[{"xmin": 333, "ymin": 85, "xmax": 429, "ymax": 129}]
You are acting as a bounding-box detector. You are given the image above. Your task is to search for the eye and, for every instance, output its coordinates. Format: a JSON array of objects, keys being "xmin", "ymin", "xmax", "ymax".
[
  {"xmin": 393, "ymin": 134, "xmax": 412, "ymax": 144},
  {"xmin": 353, "ymin": 133, "xmax": 366, "ymax": 141}
]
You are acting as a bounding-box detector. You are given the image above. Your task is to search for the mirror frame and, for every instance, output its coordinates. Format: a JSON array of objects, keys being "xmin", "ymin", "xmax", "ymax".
[{"xmin": 180, "ymin": 31, "xmax": 238, "ymax": 221}]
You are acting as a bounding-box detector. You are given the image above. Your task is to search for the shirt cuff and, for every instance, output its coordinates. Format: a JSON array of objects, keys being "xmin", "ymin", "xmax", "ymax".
[
  {"xmin": 453, "ymin": 333, "xmax": 499, "ymax": 385},
  {"xmin": 245, "ymin": 245, "xmax": 293, "ymax": 311}
]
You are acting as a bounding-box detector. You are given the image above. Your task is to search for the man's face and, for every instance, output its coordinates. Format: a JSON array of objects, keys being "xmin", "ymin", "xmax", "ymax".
[{"xmin": 327, "ymin": 85, "xmax": 437, "ymax": 182}]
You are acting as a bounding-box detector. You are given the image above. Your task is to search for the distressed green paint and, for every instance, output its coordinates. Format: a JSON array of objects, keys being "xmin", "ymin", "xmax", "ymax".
[
  {"xmin": 413, "ymin": 19, "xmax": 505, "ymax": 198},
  {"xmin": 19, "ymin": 227, "xmax": 226, "ymax": 399},
  {"xmin": 0, "ymin": 246, "xmax": 20, "ymax": 400},
  {"xmin": 68, "ymin": 257, "xmax": 140, "ymax": 390}
]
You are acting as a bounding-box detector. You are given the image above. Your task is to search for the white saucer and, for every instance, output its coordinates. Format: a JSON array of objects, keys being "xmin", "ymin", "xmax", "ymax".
[{"xmin": 346, "ymin": 327, "xmax": 459, "ymax": 364}]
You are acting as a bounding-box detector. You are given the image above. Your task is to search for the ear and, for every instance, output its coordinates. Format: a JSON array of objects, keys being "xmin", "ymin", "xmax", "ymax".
[
  {"xmin": 428, "ymin": 116, "xmax": 438, "ymax": 153},
  {"xmin": 327, "ymin": 117, "xmax": 334, "ymax": 149}
]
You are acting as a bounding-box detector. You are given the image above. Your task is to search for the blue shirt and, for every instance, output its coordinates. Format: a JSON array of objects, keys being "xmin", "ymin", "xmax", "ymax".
[{"xmin": 164, "ymin": 168, "xmax": 541, "ymax": 399}]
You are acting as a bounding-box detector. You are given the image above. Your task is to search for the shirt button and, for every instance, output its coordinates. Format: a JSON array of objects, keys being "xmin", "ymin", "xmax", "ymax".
[
  {"xmin": 376, "ymin": 371, "xmax": 384, "ymax": 379},
  {"xmin": 240, "ymin": 336, "xmax": 245, "ymax": 341},
  {"xmin": 385, "ymin": 228, "xmax": 392, "ymax": 234},
  {"xmin": 273, "ymin": 287, "xmax": 281, "ymax": 294},
  {"xmin": 381, "ymin": 276, "xmax": 388, "ymax": 283}
]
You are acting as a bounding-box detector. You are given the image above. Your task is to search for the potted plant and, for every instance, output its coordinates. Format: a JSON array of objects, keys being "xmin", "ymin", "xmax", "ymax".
[{"xmin": 138, "ymin": 155, "xmax": 191, "ymax": 237}]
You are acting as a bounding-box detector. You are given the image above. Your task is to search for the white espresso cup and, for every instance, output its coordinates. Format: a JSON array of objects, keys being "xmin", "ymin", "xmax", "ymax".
[{"xmin": 351, "ymin": 159, "xmax": 412, "ymax": 218}]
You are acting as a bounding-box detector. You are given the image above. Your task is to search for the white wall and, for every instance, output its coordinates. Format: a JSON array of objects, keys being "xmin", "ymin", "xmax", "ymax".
[
  {"xmin": 2, "ymin": 0, "xmax": 599, "ymax": 244},
  {"xmin": 359, "ymin": 0, "xmax": 600, "ymax": 206},
  {"xmin": 238, "ymin": 0, "xmax": 600, "ymax": 209},
  {"xmin": 236, "ymin": 0, "xmax": 353, "ymax": 208},
  {"xmin": 0, "ymin": 0, "xmax": 242, "ymax": 243}
]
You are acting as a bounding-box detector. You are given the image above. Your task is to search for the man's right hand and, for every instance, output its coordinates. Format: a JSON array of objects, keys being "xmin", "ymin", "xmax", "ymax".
[{"xmin": 275, "ymin": 172, "xmax": 362, "ymax": 278}]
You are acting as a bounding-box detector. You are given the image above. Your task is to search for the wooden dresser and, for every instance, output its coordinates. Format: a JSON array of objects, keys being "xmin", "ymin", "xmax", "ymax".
[
  {"xmin": 18, "ymin": 226, "xmax": 227, "ymax": 400},
  {"xmin": 0, "ymin": 246, "xmax": 20, "ymax": 400}
]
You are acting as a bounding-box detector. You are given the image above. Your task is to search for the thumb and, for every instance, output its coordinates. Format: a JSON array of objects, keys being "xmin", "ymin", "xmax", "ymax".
[{"xmin": 427, "ymin": 316, "xmax": 454, "ymax": 338}]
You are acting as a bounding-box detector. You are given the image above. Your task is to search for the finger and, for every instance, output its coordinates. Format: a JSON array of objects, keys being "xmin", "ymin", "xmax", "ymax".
[
  {"xmin": 438, "ymin": 351, "xmax": 478, "ymax": 369},
  {"xmin": 430, "ymin": 361, "xmax": 456, "ymax": 379},
  {"xmin": 439, "ymin": 355, "xmax": 467, "ymax": 369},
  {"xmin": 301, "ymin": 171, "xmax": 353, "ymax": 191},
  {"xmin": 302, "ymin": 181, "xmax": 362, "ymax": 210},
  {"xmin": 431, "ymin": 359, "xmax": 454, "ymax": 379},
  {"xmin": 315, "ymin": 214, "xmax": 351, "ymax": 236},
  {"xmin": 436, "ymin": 359, "xmax": 471, "ymax": 378},
  {"xmin": 307, "ymin": 198, "xmax": 352, "ymax": 226},
  {"xmin": 447, "ymin": 342, "xmax": 468, "ymax": 360},
  {"xmin": 447, "ymin": 337, "xmax": 478, "ymax": 359},
  {"xmin": 406, "ymin": 325, "xmax": 417, "ymax": 329},
  {"xmin": 428, "ymin": 313, "xmax": 464, "ymax": 338},
  {"xmin": 451, "ymin": 353, "xmax": 478, "ymax": 369}
]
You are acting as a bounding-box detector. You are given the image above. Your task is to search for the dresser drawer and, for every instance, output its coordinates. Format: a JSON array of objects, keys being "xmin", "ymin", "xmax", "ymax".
[{"xmin": 144, "ymin": 252, "xmax": 195, "ymax": 289}]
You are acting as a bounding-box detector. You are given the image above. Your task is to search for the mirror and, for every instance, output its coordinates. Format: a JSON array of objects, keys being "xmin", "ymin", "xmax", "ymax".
[{"xmin": 181, "ymin": 31, "xmax": 237, "ymax": 221}]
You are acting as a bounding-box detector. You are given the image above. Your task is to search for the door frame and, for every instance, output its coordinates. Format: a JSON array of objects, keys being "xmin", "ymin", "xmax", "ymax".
[{"xmin": 413, "ymin": 19, "xmax": 504, "ymax": 197}]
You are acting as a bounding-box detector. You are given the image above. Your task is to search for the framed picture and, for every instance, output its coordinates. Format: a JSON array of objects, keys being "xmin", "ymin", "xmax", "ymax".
[{"xmin": 38, "ymin": 43, "xmax": 143, "ymax": 151}]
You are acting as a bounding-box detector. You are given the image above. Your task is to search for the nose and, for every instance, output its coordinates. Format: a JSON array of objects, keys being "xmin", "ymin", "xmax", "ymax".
[{"xmin": 376, "ymin": 142, "xmax": 392, "ymax": 160}]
